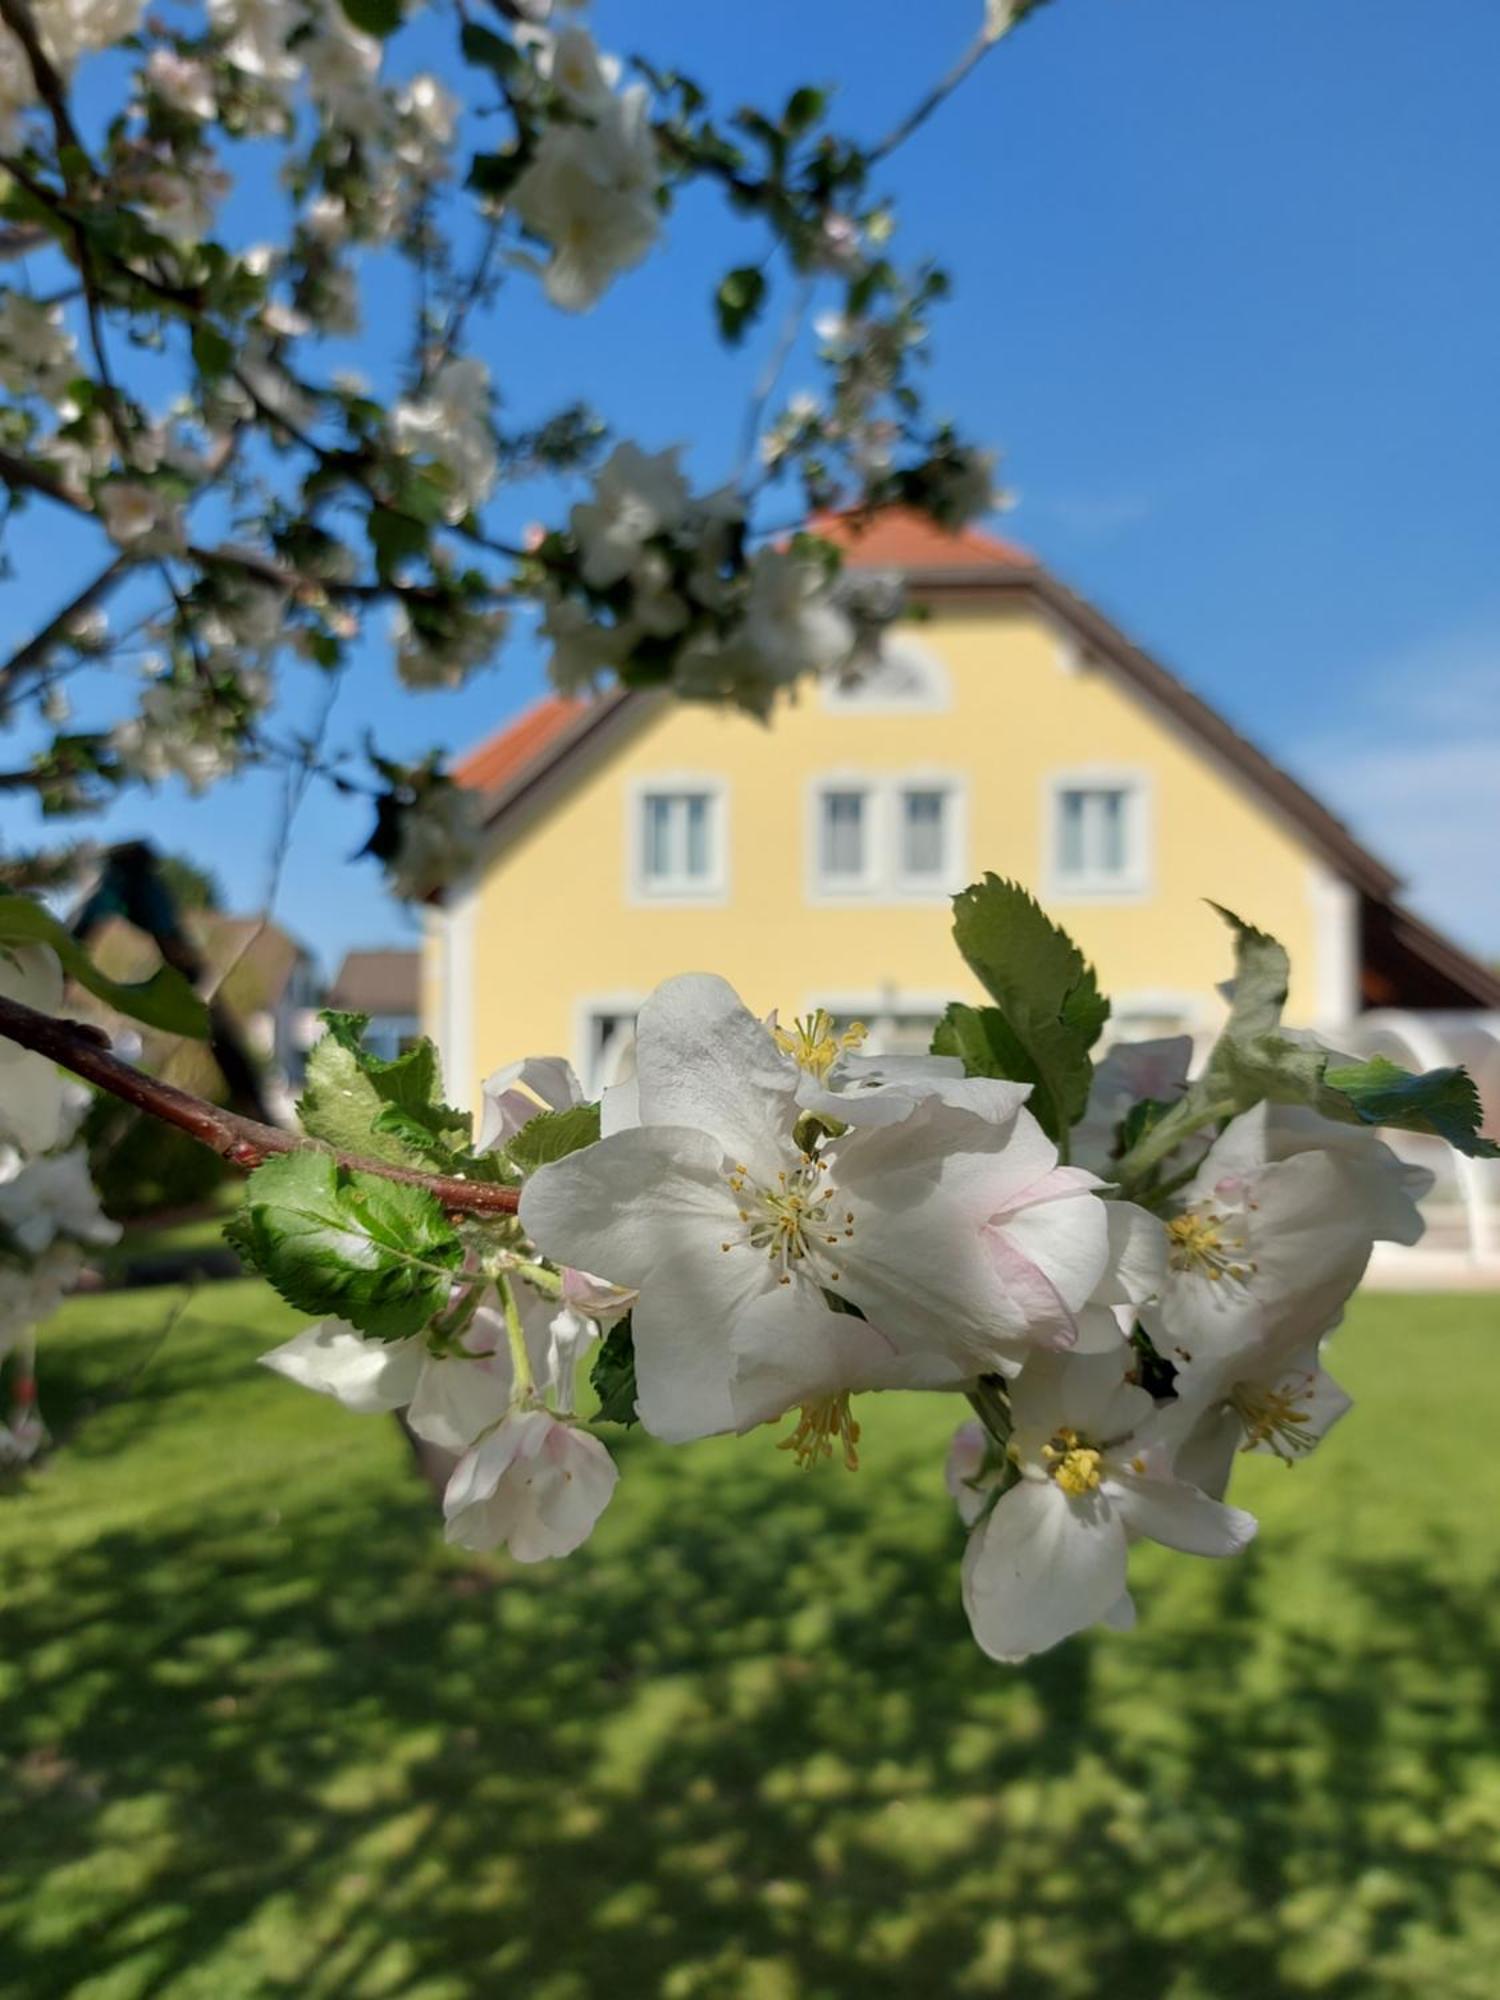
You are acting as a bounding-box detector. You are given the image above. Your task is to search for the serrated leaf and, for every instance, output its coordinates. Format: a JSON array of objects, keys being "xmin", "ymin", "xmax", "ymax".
[
  {"xmin": 226, "ymin": 1150, "xmax": 462, "ymax": 1340},
  {"xmin": 508, "ymin": 1102, "xmax": 601, "ymax": 1174},
  {"xmin": 1320, "ymin": 1056, "xmax": 1496, "ymax": 1156},
  {"xmin": 1206, "ymin": 904, "xmax": 1289, "ymax": 1044},
  {"xmin": 589, "ymin": 1316, "xmax": 638, "ymax": 1426},
  {"xmin": 299, "ymin": 1011, "xmax": 470, "ymax": 1170},
  {"xmin": 945, "ymin": 876, "xmax": 1109, "ymax": 1145},
  {"xmin": 0, "ymin": 894, "xmax": 209, "ymax": 1037}
]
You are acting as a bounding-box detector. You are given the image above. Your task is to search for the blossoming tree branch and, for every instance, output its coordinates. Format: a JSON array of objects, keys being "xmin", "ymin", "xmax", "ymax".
[{"xmin": 0, "ymin": 0, "xmax": 1495, "ymax": 1663}]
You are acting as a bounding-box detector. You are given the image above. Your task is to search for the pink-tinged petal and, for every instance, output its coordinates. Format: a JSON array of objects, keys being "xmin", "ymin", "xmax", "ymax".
[
  {"xmin": 994, "ymin": 1177, "xmax": 1112, "ymax": 1316},
  {"xmin": 509, "ymin": 1421, "xmax": 618, "ymax": 1562},
  {"xmin": 519, "ymin": 1124, "xmax": 738, "ymax": 1290},
  {"xmin": 444, "ymin": 1411, "xmax": 617, "ymax": 1561},
  {"xmin": 728, "ymin": 1290, "xmax": 963, "ymax": 1433},
  {"xmin": 1109, "ymin": 1471, "xmax": 1258, "ymax": 1558},
  {"xmin": 477, "ymin": 1056, "xmax": 583, "ymax": 1152},
  {"xmin": 632, "ymin": 974, "xmax": 799, "ymax": 1181},
  {"xmin": 982, "ymin": 1225, "xmax": 1078, "ymax": 1348},
  {"xmin": 962, "ymin": 1478, "xmax": 1129, "ymax": 1663},
  {"xmin": 260, "ymin": 1320, "xmax": 424, "ymax": 1414}
]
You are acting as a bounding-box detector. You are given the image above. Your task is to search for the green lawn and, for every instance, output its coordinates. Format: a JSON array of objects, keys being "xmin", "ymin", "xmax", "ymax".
[{"xmin": 3, "ymin": 1283, "xmax": 1500, "ymax": 2000}]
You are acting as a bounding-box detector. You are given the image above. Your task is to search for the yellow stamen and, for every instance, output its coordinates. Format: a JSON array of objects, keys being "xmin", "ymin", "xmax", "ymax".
[
  {"xmin": 779, "ymin": 1393, "xmax": 861, "ymax": 1471},
  {"xmin": 773, "ymin": 1008, "xmax": 867, "ymax": 1081},
  {"xmin": 1167, "ymin": 1206, "xmax": 1254, "ymax": 1284},
  {"xmin": 1041, "ymin": 1426, "xmax": 1103, "ymax": 1497},
  {"xmin": 1231, "ymin": 1381, "xmax": 1317, "ymax": 1462}
]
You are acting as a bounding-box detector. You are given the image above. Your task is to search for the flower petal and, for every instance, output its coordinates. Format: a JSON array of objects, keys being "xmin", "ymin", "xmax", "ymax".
[
  {"xmin": 962, "ymin": 1478, "xmax": 1129, "ymax": 1662},
  {"xmin": 632, "ymin": 974, "xmax": 798, "ymax": 1180},
  {"xmin": 519, "ymin": 1123, "xmax": 738, "ymax": 1290},
  {"xmin": 1109, "ymin": 1471, "xmax": 1258, "ymax": 1558},
  {"xmin": 260, "ymin": 1320, "xmax": 424, "ymax": 1414},
  {"xmin": 728, "ymin": 1290, "xmax": 962, "ymax": 1432}
]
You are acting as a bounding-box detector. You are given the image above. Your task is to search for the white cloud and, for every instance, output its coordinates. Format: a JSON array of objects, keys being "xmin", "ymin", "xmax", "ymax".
[{"xmin": 1292, "ymin": 625, "xmax": 1500, "ymax": 961}]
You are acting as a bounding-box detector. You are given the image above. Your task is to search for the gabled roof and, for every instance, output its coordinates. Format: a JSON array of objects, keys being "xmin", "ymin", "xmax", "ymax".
[
  {"xmin": 328, "ymin": 948, "xmax": 420, "ymax": 1017},
  {"xmin": 449, "ymin": 514, "xmax": 1500, "ymax": 1009}
]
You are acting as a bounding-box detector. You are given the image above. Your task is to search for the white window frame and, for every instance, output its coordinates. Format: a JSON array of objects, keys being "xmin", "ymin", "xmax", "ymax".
[
  {"xmin": 807, "ymin": 771, "xmax": 968, "ymax": 904},
  {"xmin": 628, "ymin": 775, "xmax": 729, "ymax": 905},
  {"xmin": 1044, "ymin": 768, "xmax": 1152, "ymax": 901},
  {"xmin": 820, "ymin": 633, "xmax": 952, "ymax": 715},
  {"xmin": 573, "ymin": 993, "xmax": 645, "ymax": 1094}
]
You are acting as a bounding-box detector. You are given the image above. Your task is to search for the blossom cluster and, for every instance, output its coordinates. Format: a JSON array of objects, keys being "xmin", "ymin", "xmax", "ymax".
[{"xmin": 258, "ymin": 954, "xmax": 1442, "ymax": 1663}]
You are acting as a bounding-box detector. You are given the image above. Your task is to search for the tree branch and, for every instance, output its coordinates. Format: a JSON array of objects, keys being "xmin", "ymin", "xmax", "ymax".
[
  {"xmin": 0, "ymin": 994, "xmax": 521, "ymax": 1219},
  {"xmin": 0, "ymin": 553, "xmax": 131, "ymax": 702}
]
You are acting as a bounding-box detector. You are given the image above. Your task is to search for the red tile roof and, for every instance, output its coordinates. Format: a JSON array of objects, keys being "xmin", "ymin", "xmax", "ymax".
[
  {"xmin": 452, "ymin": 692, "xmax": 589, "ymax": 793},
  {"xmin": 811, "ymin": 505, "xmax": 1033, "ymax": 571}
]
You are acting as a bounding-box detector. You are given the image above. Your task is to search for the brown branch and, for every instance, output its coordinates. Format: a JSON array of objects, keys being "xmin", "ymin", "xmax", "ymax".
[
  {"xmin": 0, "ymin": 553, "xmax": 131, "ymax": 701},
  {"xmin": 0, "ymin": 993, "xmax": 520, "ymax": 1219}
]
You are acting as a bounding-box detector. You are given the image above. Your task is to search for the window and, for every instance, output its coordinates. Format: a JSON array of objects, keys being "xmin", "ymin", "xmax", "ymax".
[
  {"xmin": 819, "ymin": 788, "xmax": 869, "ymax": 884},
  {"xmin": 811, "ymin": 775, "xmax": 964, "ymax": 897},
  {"xmin": 635, "ymin": 784, "xmax": 723, "ymax": 898},
  {"xmin": 582, "ymin": 1008, "xmax": 639, "ymax": 1092},
  {"xmin": 822, "ymin": 636, "xmax": 950, "ymax": 712},
  {"xmin": 898, "ymin": 787, "xmax": 951, "ymax": 882},
  {"xmin": 1049, "ymin": 777, "xmax": 1148, "ymax": 895}
]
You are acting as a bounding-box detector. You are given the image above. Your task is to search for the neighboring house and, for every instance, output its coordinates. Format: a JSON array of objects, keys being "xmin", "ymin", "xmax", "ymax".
[
  {"xmin": 327, "ymin": 948, "xmax": 421, "ymax": 1061},
  {"xmin": 425, "ymin": 508, "xmax": 1499, "ymax": 1272},
  {"xmin": 427, "ymin": 508, "xmax": 1499, "ymax": 1080},
  {"xmin": 82, "ymin": 913, "xmax": 322, "ymax": 1116}
]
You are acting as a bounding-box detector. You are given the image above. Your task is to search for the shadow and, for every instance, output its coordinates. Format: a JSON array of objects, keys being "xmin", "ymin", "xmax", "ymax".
[{"xmin": 4, "ymin": 1311, "xmax": 1500, "ymax": 1999}]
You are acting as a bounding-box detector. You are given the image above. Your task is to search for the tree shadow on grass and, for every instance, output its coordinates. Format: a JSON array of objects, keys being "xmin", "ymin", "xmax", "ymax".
[
  {"xmin": 2, "ymin": 1296, "xmax": 1500, "ymax": 2000},
  {"xmin": 4, "ymin": 1339, "xmax": 1500, "ymax": 1998}
]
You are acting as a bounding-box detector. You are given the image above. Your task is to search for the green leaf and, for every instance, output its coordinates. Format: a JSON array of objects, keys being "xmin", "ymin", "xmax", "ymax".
[
  {"xmin": 190, "ymin": 323, "xmax": 234, "ymax": 379},
  {"xmin": 945, "ymin": 875, "xmax": 1109, "ymax": 1145},
  {"xmin": 339, "ymin": 0, "xmax": 401, "ymax": 37},
  {"xmin": 508, "ymin": 1102, "xmax": 602, "ymax": 1175},
  {"xmin": 298, "ymin": 1012, "xmax": 470, "ymax": 1171},
  {"xmin": 1206, "ymin": 904, "xmax": 1289, "ymax": 1044},
  {"xmin": 783, "ymin": 86, "xmax": 828, "ymax": 135},
  {"xmin": 367, "ymin": 505, "xmax": 428, "ymax": 581},
  {"xmin": 0, "ymin": 894, "xmax": 209, "ymax": 1037},
  {"xmin": 589, "ymin": 1317, "xmax": 638, "ymax": 1426},
  {"xmin": 715, "ymin": 264, "xmax": 768, "ymax": 345},
  {"xmin": 1322, "ymin": 1057, "xmax": 1498, "ymax": 1157},
  {"xmin": 226, "ymin": 1151, "xmax": 463, "ymax": 1340},
  {"xmin": 467, "ymin": 150, "xmax": 528, "ymax": 202},
  {"xmin": 459, "ymin": 21, "xmax": 519, "ymax": 76}
]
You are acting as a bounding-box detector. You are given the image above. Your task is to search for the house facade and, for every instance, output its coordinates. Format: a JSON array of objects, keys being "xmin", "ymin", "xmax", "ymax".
[{"xmin": 425, "ymin": 511, "xmax": 1499, "ymax": 1109}]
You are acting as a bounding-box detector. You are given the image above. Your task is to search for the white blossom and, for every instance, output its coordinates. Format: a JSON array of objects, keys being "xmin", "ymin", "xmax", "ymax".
[
  {"xmin": 957, "ymin": 1347, "xmax": 1257, "ymax": 1662},
  {"xmin": 0, "ymin": 1147, "xmax": 119, "ymax": 1256},
  {"xmin": 520, "ymin": 973, "xmax": 1124, "ymax": 1446},
  {"xmin": 97, "ymin": 481, "xmax": 185, "ymax": 555},
  {"xmin": 391, "ymin": 358, "xmax": 498, "ymax": 522},
  {"xmin": 385, "ymin": 782, "xmax": 484, "ymax": 901},
  {"xmin": 393, "ymin": 600, "xmax": 507, "ymax": 690},
  {"xmin": 210, "ymin": 0, "xmax": 300, "ymax": 85},
  {"xmin": 443, "ymin": 1405, "xmax": 617, "ymax": 1559},
  {"xmin": 570, "ymin": 443, "xmax": 690, "ymax": 590},
  {"xmin": 0, "ymin": 292, "xmax": 78, "ymax": 401},
  {"xmin": 510, "ymin": 82, "xmax": 661, "ymax": 310},
  {"xmin": 477, "ymin": 1054, "xmax": 584, "ymax": 1153},
  {"xmin": 144, "ymin": 48, "xmax": 216, "ymax": 121}
]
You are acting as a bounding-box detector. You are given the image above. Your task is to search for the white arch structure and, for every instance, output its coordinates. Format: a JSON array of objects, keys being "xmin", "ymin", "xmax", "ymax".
[{"xmin": 1344, "ymin": 1009, "xmax": 1500, "ymax": 1273}]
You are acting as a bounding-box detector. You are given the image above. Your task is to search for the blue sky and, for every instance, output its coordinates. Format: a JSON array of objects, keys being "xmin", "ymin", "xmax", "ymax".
[{"xmin": 4, "ymin": 0, "xmax": 1498, "ymax": 970}]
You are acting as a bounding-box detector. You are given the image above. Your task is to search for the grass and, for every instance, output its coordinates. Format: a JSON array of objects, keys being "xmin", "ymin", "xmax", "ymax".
[{"xmin": 3, "ymin": 1284, "xmax": 1500, "ymax": 1999}]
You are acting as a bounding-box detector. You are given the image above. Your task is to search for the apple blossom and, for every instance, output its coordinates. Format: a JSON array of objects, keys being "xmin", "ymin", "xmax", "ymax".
[{"xmin": 0, "ymin": 948, "xmax": 66, "ymax": 1157}]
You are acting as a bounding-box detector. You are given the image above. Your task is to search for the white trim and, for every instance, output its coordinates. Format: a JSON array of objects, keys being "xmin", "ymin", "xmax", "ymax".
[
  {"xmin": 1306, "ymin": 863, "xmax": 1361, "ymax": 1029},
  {"xmin": 1043, "ymin": 766, "xmax": 1153, "ymax": 903},
  {"xmin": 820, "ymin": 633, "xmax": 952, "ymax": 714},
  {"xmin": 626, "ymin": 773, "xmax": 729, "ymax": 906},
  {"xmin": 572, "ymin": 991, "xmax": 646, "ymax": 1093},
  {"xmin": 430, "ymin": 885, "xmax": 476, "ymax": 1111},
  {"xmin": 806, "ymin": 769, "xmax": 969, "ymax": 904}
]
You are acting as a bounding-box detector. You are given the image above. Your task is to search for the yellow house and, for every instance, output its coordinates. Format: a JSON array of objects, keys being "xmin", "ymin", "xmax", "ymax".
[{"xmin": 424, "ymin": 510, "xmax": 1499, "ymax": 1100}]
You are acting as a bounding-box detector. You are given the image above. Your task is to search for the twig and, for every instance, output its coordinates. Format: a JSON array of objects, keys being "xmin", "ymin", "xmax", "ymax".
[
  {"xmin": 0, "ymin": 554, "xmax": 131, "ymax": 702},
  {"xmin": 866, "ymin": 24, "xmax": 1000, "ymax": 167},
  {"xmin": 0, "ymin": 994, "xmax": 521, "ymax": 1218}
]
